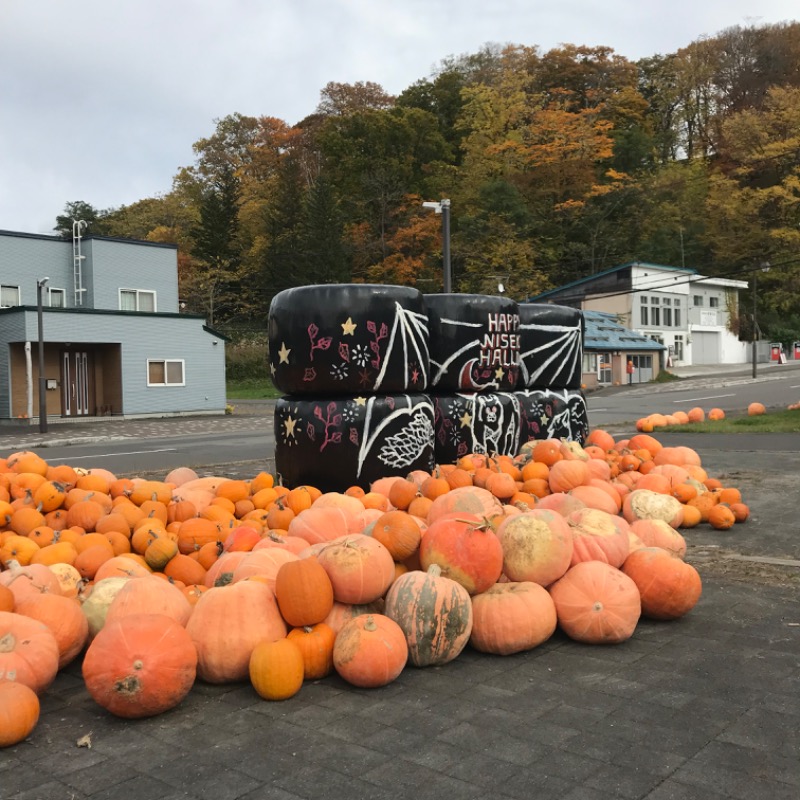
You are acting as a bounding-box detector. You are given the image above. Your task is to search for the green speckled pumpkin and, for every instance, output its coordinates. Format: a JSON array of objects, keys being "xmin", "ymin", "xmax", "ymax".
[{"xmin": 383, "ymin": 564, "xmax": 473, "ymax": 667}]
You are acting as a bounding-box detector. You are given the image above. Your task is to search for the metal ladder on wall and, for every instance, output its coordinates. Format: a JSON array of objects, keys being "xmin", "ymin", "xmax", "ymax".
[{"xmin": 72, "ymin": 219, "xmax": 87, "ymax": 307}]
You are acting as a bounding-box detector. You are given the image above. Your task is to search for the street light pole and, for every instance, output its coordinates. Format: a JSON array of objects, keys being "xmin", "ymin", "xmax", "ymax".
[
  {"xmin": 752, "ymin": 262, "xmax": 771, "ymax": 380},
  {"xmin": 37, "ymin": 277, "xmax": 49, "ymax": 433},
  {"xmin": 422, "ymin": 199, "xmax": 452, "ymax": 293},
  {"xmin": 752, "ymin": 270, "xmax": 758, "ymax": 379}
]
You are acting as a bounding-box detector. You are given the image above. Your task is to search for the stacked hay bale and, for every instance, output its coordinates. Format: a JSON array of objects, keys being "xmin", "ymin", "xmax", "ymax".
[
  {"xmin": 269, "ymin": 286, "xmax": 588, "ymax": 492},
  {"xmin": 268, "ymin": 285, "xmax": 435, "ymax": 492}
]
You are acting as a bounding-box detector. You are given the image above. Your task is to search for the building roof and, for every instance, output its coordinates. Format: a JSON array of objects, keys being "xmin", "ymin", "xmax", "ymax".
[
  {"xmin": 529, "ymin": 262, "xmax": 697, "ymax": 302},
  {"xmin": 583, "ymin": 310, "xmax": 667, "ymax": 352}
]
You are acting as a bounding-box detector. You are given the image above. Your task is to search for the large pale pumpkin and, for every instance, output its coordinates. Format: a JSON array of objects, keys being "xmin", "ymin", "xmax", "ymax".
[
  {"xmin": 622, "ymin": 489, "xmax": 684, "ymax": 528},
  {"xmin": 426, "ymin": 486, "xmax": 503, "ymax": 525},
  {"xmin": 186, "ymin": 581, "xmax": 287, "ymax": 683},
  {"xmin": 567, "ymin": 508, "xmax": 631, "ymax": 568},
  {"xmin": 470, "ymin": 582, "xmax": 557, "ymax": 655},
  {"xmin": 629, "ymin": 519, "xmax": 687, "ymax": 559},
  {"xmin": 621, "ymin": 547, "xmax": 702, "ymax": 620},
  {"xmin": 80, "ymin": 576, "xmax": 131, "ymax": 639},
  {"xmin": 231, "ymin": 548, "xmax": 299, "ymax": 593},
  {"xmin": 316, "ymin": 534, "xmax": 395, "ymax": 604},
  {"xmin": 548, "ymin": 561, "xmax": 641, "ymax": 644},
  {"xmin": 82, "ymin": 613, "xmax": 197, "ymax": 718},
  {"xmin": 104, "ymin": 576, "xmax": 193, "ymax": 628},
  {"xmin": 287, "ymin": 507, "xmax": 350, "ymax": 545},
  {"xmin": 419, "ymin": 513, "xmax": 504, "ymax": 595},
  {"xmin": 333, "ymin": 614, "xmax": 408, "ymax": 688},
  {"xmin": 383, "ymin": 565, "xmax": 473, "ymax": 667},
  {"xmin": 494, "ymin": 509, "xmax": 573, "ymax": 587},
  {"xmin": 0, "ymin": 611, "xmax": 60, "ymax": 694}
]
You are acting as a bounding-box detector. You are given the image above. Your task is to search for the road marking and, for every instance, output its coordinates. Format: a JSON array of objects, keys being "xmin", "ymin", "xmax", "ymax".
[
  {"xmin": 791, "ymin": 384, "xmax": 800, "ymax": 389},
  {"xmin": 46, "ymin": 448, "xmax": 178, "ymax": 462},
  {"xmin": 589, "ymin": 408, "xmax": 608, "ymax": 412},
  {"xmin": 673, "ymin": 393, "xmax": 736, "ymax": 404}
]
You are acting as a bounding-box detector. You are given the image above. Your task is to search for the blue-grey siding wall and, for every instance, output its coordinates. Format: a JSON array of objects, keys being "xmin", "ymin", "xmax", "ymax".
[
  {"xmin": 0, "ymin": 308, "xmax": 225, "ymax": 417},
  {"xmin": 0, "ymin": 233, "xmax": 72, "ymax": 305},
  {"xmin": 0, "ymin": 231, "xmax": 178, "ymax": 312},
  {"xmin": 86, "ymin": 238, "xmax": 179, "ymax": 312}
]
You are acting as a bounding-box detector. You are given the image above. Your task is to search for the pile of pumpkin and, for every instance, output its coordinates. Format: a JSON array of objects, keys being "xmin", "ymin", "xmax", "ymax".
[
  {"xmin": 0, "ymin": 432, "xmax": 748, "ymax": 747},
  {"xmin": 636, "ymin": 402, "xmax": 769, "ymax": 432}
]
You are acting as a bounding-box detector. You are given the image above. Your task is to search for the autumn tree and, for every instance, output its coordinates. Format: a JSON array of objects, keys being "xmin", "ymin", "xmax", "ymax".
[{"xmin": 316, "ymin": 81, "xmax": 395, "ymax": 116}]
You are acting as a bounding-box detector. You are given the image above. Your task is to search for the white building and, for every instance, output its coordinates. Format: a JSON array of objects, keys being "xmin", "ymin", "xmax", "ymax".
[{"xmin": 529, "ymin": 262, "xmax": 749, "ymax": 368}]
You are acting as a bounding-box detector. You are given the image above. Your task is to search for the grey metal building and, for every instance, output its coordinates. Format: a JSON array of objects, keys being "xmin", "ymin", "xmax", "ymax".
[{"xmin": 0, "ymin": 228, "xmax": 225, "ymax": 424}]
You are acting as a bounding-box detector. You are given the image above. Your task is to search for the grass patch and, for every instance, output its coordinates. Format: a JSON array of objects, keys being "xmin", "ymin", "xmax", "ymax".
[
  {"xmin": 226, "ymin": 378, "xmax": 282, "ymax": 400},
  {"xmin": 651, "ymin": 371, "xmax": 684, "ymax": 384},
  {"xmin": 660, "ymin": 409, "xmax": 800, "ymax": 433}
]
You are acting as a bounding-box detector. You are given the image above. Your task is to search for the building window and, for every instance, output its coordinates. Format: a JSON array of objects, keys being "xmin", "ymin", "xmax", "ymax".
[
  {"xmin": 693, "ymin": 295, "xmax": 703, "ymax": 306},
  {"xmin": 663, "ymin": 307, "xmax": 672, "ymax": 326},
  {"xmin": 1, "ymin": 285, "xmax": 20, "ymax": 307},
  {"xmin": 709, "ymin": 296, "xmax": 719, "ymax": 308},
  {"xmin": 650, "ymin": 296, "xmax": 659, "ymax": 305},
  {"xmin": 651, "ymin": 306, "xmax": 660, "ymax": 326},
  {"xmin": 48, "ymin": 288, "xmax": 65, "ymax": 308},
  {"xmin": 674, "ymin": 308, "xmax": 681, "ymax": 327},
  {"xmin": 147, "ymin": 360, "xmax": 185, "ymax": 386},
  {"xmin": 120, "ymin": 289, "xmax": 156, "ymax": 312},
  {"xmin": 641, "ymin": 306, "xmax": 648, "ymax": 326},
  {"xmin": 674, "ymin": 335, "xmax": 684, "ymax": 361},
  {"xmin": 582, "ymin": 353, "xmax": 597, "ymax": 372}
]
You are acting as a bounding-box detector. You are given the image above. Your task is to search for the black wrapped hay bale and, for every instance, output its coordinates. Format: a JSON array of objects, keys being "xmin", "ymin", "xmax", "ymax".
[
  {"xmin": 269, "ymin": 284, "xmax": 429, "ymax": 396},
  {"xmin": 274, "ymin": 393, "xmax": 435, "ymax": 492},
  {"xmin": 433, "ymin": 392, "xmax": 521, "ymax": 464},
  {"xmin": 424, "ymin": 293, "xmax": 520, "ymax": 392},
  {"xmin": 517, "ymin": 303, "xmax": 584, "ymax": 389},
  {"xmin": 516, "ymin": 388, "xmax": 589, "ymax": 444}
]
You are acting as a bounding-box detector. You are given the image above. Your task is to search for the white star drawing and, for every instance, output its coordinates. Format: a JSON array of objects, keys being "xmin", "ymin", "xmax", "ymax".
[
  {"xmin": 278, "ymin": 342, "xmax": 291, "ymax": 364},
  {"xmin": 341, "ymin": 317, "xmax": 357, "ymax": 335}
]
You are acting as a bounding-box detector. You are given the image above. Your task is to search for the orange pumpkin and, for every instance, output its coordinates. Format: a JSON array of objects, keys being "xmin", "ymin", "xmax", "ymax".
[
  {"xmin": 333, "ymin": 614, "xmax": 408, "ymax": 688},
  {"xmin": 15, "ymin": 593, "xmax": 89, "ymax": 669},
  {"xmin": 186, "ymin": 581, "xmax": 287, "ymax": 683},
  {"xmin": 621, "ymin": 547, "xmax": 702, "ymax": 620},
  {"xmin": 274, "ymin": 556, "xmax": 334, "ymax": 628},
  {"xmin": 548, "ymin": 561, "xmax": 641, "ymax": 644},
  {"xmin": 567, "ymin": 508, "xmax": 631, "ymax": 568},
  {"xmin": 316, "ymin": 534, "xmax": 395, "ymax": 604},
  {"xmin": 0, "ymin": 681, "xmax": 40, "ymax": 747},
  {"xmin": 286, "ymin": 623, "xmax": 336, "ymax": 680},
  {"xmin": 469, "ymin": 581, "xmax": 557, "ymax": 655},
  {"xmin": 0, "ymin": 611, "xmax": 60, "ymax": 694},
  {"xmin": 249, "ymin": 637, "xmax": 304, "ymax": 701},
  {"xmin": 82, "ymin": 613, "xmax": 197, "ymax": 717},
  {"xmin": 370, "ymin": 510, "xmax": 422, "ymax": 561},
  {"xmin": 419, "ymin": 513, "xmax": 504, "ymax": 595}
]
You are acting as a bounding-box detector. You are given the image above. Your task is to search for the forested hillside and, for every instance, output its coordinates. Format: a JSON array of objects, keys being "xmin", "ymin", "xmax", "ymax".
[{"xmin": 56, "ymin": 23, "xmax": 800, "ymax": 343}]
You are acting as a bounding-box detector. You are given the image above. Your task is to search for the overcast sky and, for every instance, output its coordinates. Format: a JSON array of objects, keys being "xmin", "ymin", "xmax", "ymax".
[{"xmin": 2, "ymin": 0, "xmax": 798, "ymax": 235}]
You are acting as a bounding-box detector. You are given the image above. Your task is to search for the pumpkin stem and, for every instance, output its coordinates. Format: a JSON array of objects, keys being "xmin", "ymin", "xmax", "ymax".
[
  {"xmin": 363, "ymin": 616, "xmax": 377, "ymax": 632},
  {"xmin": 426, "ymin": 564, "xmax": 443, "ymax": 578}
]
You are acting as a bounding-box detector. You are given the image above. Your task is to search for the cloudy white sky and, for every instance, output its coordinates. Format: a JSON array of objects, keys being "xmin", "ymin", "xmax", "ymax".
[{"xmin": 2, "ymin": 0, "xmax": 798, "ymax": 235}]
